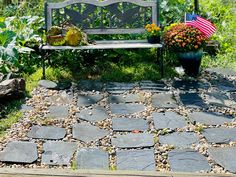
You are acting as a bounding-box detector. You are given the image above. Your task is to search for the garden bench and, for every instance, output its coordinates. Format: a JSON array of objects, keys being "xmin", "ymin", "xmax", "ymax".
[{"xmin": 40, "ymin": 0, "xmax": 163, "ymax": 78}]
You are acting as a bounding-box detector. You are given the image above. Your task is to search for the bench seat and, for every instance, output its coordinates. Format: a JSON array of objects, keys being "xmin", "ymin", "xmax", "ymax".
[{"xmin": 42, "ymin": 40, "xmax": 163, "ymax": 50}]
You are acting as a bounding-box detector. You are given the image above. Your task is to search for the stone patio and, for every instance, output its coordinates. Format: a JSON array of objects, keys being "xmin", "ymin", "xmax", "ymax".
[{"xmin": 0, "ymin": 69, "xmax": 236, "ymax": 174}]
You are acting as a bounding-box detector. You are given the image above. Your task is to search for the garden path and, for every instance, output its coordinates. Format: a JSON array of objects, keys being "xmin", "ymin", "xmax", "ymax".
[{"xmin": 0, "ymin": 68, "xmax": 236, "ymax": 174}]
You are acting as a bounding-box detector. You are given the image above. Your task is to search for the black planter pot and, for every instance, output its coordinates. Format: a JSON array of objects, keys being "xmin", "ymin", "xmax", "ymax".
[
  {"xmin": 177, "ymin": 49, "xmax": 203, "ymax": 77},
  {"xmin": 147, "ymin": 36, "xmax": 161, "ymax": 44}
]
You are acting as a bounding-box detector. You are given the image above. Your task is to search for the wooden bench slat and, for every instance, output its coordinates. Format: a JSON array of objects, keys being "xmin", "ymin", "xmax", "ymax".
[{"xmin": 42, "ymin": 40, "xmax": 162, "ymax": 50}]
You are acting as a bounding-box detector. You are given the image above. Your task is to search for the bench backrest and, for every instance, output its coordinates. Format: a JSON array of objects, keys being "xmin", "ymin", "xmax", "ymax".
[{"xmin": 45, "ymin": 0, "xmax": 160, "ymax": 34}]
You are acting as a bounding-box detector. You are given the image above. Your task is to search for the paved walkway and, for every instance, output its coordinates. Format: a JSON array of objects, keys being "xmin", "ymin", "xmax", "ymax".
[{"xmin": 0, "ymin": 69, "xmax": 236, "ymax": 174}]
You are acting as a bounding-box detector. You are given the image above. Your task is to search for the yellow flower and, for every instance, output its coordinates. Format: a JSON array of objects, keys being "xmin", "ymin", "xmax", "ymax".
[
  {"xmin": 147, "ymin": 28, "xmax": 152, "ymax": 32},
  {"xmin": 145, "ymin": 24, "xmax": 151, "ymax": 29},
  {"xmin": 151, "ymin": 23, "xmax": 156, "ymax": 28},
  {"xmin": 155, "ymin": 27, "xmax": 160, "ymax": 31}
]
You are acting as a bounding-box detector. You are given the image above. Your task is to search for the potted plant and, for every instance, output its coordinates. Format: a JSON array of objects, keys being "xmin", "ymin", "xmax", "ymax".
[
  {"xmin": 145, "ymin": 23, "xmax": 161, "ymax": 44},
  {"xmin": 163, "ymin": 23, "xmax": 207, "ymax": 77}
]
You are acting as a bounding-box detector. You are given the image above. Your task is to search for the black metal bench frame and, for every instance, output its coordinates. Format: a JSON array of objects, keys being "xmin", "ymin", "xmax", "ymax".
[{"xmin": 40, "ymin": 0, "xmax": 163, "ymax": 78}]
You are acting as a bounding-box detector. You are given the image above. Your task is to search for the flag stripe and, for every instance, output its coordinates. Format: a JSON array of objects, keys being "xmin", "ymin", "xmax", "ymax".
[{"xmin": 185, "ymin": 13, "xmax": 216, "ymax": 38}]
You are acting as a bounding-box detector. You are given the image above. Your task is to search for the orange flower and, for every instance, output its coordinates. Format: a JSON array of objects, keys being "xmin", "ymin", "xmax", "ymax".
[
  {"xmin": 145, "ymin": 24, "xmax": 151, "ymax": 29},
  {"xmin": 151, "ymin": 23, "xmax": 156, "ymax": 28}
]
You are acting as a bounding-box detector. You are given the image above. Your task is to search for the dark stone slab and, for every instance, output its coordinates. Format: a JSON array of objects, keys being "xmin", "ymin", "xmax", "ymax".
[
  {"xmin": 112, "ymin": 118, "xmax": 148, "ymax": 132},
  {"xmin": 42, "ymin": 142, "xmax": 77, "ymax": 165},
  {"xmin": 173, "ymin": 80, "xmax": 209, "ymax": 91},
  {"xmin": 77, "ymin": 80, "xmax": 103, "ymax": 91},
  {"xmin": 109, "ymin": 94, "xmax": 144, "ymax": 104},
  {"xmin": 72, "ymin": 123, "xmax": 109, "ymax": 143},
  {"xmin": 111, "ymin": 133, "xmax": 154, "ymax": 148},
  {"xmin": 168, "ymin": 149, "xmax": 211, "ymax": 172},
  {"xmin": 47, "ymin": 91, "xmax": 73, "ymax": 104},
  {"xmin": 208, "ymin": 147, "xmax": 236, "ymax": 173},
  {"xmin": 205, "ymin": 92, "xmax": 235, "ymax": 107},
  {"xmin": 189, "ymin": 112, "xmax": 234, "ymax": 125},
  {"xmin": 76, "ymin": 106, "xmax": 108, "ymax": 122},
  {"xmin": 47, "ymin": 105, "xmax": 69, "ymax": 119},
  {"xmin": 152, "ymin": 112, "xmax": 187, "ymax": 130},
  {"xmin": 207, "ymin": 68, "xmax": 236, "ymax": 76},
  {"xmin": 203, "ymin": 127, "xmax": 236, "ymax": 143},
  {"xmin": 159, "ymin": 132, "xmax": 199, "ymax": 148},
  {"xmin": 110, "ymin": 103, "xmax": 145, "ymax": 115},
  {"xmin": 20, "ymin": 104, "xmax": 33, "ymax": 112},
  {"xmin": 231, "ymin": 93, "xmax": 236, "ymax": 102},
  {"xmin": 139, "ymin": 80, "xmax": 169, "ymax": 92},
  {"xmin": 38, "ymin": 80, "xmax": 57, "ymax": 89},
  {"xmin": 106, "ymin": 82, "xmax": 135, "ymax": 94},
  {"xmin": 117, "ymin": 149, "xmax": 155, "ymax": 171},
  {"xmin": 56, "ymin": 81, "xmax": 72, "ymax": 90},
  {"xmin": 76, "ymin": 148, "xmax": 109, "ymax": 170},
  {"xmin": 0, "ymin": 141, "xmax": 38, "ymax": 163},
  {"xmin": 179, "ymin": 93, "xmax": 207, "ymax": 108},
  {"xmin": 210, "ymin": 78, "xmax": 236, "ymax": 92},
  {"xmin": 152, "ymin": 93, "xmax": 178, "ymax": 108},
  {"xmin": 77, "ymin": 94, "xmax": 103, "ymax": 107},
  {"xmin": 27, "ymin": 126, "xmax": 66, "ymax": 140}
]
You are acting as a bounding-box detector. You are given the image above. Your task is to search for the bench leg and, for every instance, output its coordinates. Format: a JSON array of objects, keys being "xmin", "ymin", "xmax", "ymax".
[
  {"xmin": 157, "ymin": 48, "xmax": 164, "ymax": 77},
  {"xmin": 42, "ymin": 54, "xmax": 46, "ymax": 79}
]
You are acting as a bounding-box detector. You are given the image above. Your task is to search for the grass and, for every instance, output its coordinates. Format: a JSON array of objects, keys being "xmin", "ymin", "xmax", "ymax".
[{"xmin": 0, "ymin": 100, "xmax": 23, "ymax": 137}]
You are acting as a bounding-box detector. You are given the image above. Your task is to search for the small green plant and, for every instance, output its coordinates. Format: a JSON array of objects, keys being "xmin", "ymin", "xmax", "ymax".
[
  {"xmin": 195, "ymin": 124, "xmax": 204, "ymax": 133},
  {"xmin": 110, "ymin": 165, "xmax": 117, "ymax": 171},
  {"xmin": 71, "ymin": 159, "xmax": 78, "ymax": 170}
]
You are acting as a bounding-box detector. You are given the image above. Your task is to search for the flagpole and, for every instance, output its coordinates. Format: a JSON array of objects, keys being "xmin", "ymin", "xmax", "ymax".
[{"xmin": 194, "ymin": 0, "xmax": 199, "ymax": 13}]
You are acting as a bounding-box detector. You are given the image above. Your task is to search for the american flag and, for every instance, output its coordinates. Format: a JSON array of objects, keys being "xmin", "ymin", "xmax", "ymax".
[{"xmin": 185, "ymin": 13, "xmax": 216, "ymax": 38}]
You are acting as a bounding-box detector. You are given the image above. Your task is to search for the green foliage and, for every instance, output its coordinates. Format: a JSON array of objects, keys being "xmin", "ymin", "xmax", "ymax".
[
  {"xmin": 0, "ymin": 100, "xmax": 23, "ymax": 137},
  {"xmin": 0, "ymin": 15, "xmax": 43, "ymax": 74}
]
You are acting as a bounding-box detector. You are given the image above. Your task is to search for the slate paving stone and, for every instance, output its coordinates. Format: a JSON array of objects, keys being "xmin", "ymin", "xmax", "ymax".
[
  {"xmin": 0, "ymin": 141, "xmax": 38, "ymax": 163},
  {"xmin": 159, "ymin": 132, "xmax": 199, "ymax": 148},
  {"xmin": 56, "ymin": 81, "xmax": 72, "ymax": 90},
  {"xmin": 110, "ymin": 103, "xmax": 146, "ymax": 115},
  {"xmin": 111, "ymin": 133, "xmax": 154, "ymax": 148},
  {"xmin": 76, "ymin": 106, "xmax": 108, "ymax": 122},
  {"xmin": 189, "ymin": 112, "xmax": 234, "ymax": 126},
  {"xmin": 207, "ymin": 68, "xmax": 236, "ymax": 77},
  {"xmin": 106, "ymin": 82, "xmax": 135, "ymax": 94},
  {"xmin": 152, "ymin": 112, "xmax": 187, "ymax": 130},
  {"xmin": 203, "ymin": 127, "xmax": 236, "ymax": 144},
  {"xmin": 205, "ymin": 92, "xmax": 235, "ymax": 107},
  {"xmin": 168, "ymin": 149, "xmax": 211, "ymax": 172},
  {"xmin": 117, "ymin": 149, "xmax": 155, "ymax": 171},
  {"xmin": 20, "ymin": 104, "xmax": 33, "ymax": 112},
  {"xmin": 47, "ymin": 91, "xmax": 73, "ymax": 104},
  {"xmin": 112, "ymin": 118, "xmax": 148, "ymax": 132},
  {"xmin": 77, "ymin": 80, "xmax": 103, "ymax": 91},
  {"xmin": 231, "ymin": 93, "xmax": 236, "ymax": 102},
  {"xmin": 152, "ymin": 93, "xmax": 178, "ymax": 108},
  {"xmin": 42, "ymin": 142, "xmax": 77, "ymax": 165},
  {"xmin": 139, "ymin": 80, "xmax": 169, "ymax": 92},
  {"xmin": 208, "ymin": 147, "xmax": 236, "ymax": 173},
  {"xmin": 47, "ymin": 105, "xmax": 69, "ymax": 119},
  {"xmin": 72, "ymin": 123, "xmax": 109, "ymax": 143},
  {"xmin": 77, "ymin": 94, "xmax": 103, "ymax": 107},
  {"xmin": 173, "ymin": 80, "xmax": 209, "ymax": 91},
  {"xmin": 38, "ymin": 80, "xmax": 57, "ymax": 89},
  {"xmin": 76, "ymin": 148, "xmax": 109, "ymax": 170},
  {"xmin": 210, "ymin": 78, "xmax": 236, "ymax": 92},
  {"xmin": 27, "ymin": 126, "xmax": 66, "ymax": 140},
  {"xmin": 108, "ymin": 94, "xmax": 144, "ymax": 104},
  {"xmin": 179, "ymin": 93, "xmax": 207, "ymax": 108}
]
